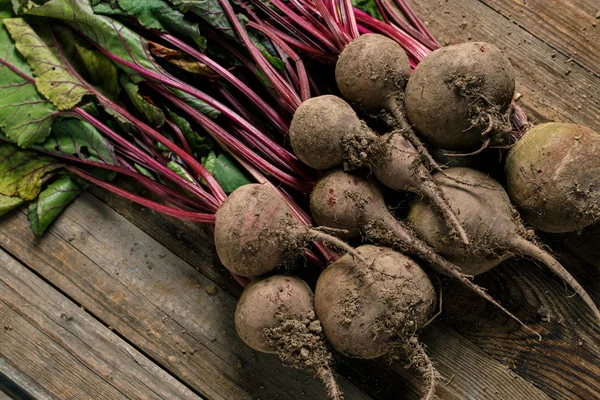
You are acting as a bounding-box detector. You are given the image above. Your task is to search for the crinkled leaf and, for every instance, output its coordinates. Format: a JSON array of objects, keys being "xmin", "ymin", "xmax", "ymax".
[
  {"xmin": 149, "ymin": 42, "xmax": 218, "ymax": 78},
  {"xmin": 212, "ymin": 153, "xmax": 250, "ymax": 194},
  {"xmin": 120, "ymin": 74, "xmax": 165, "ymax": 127},
  {"xmin": 21, "ymin": 0, "xmax": 219, "ymax": 118},
  {"xmin": 167, "ymin": 0, "xmax": 232, "ymax": 38},
  {"xmin": 167, "ymin": 160, "xmax": 196, "ymax": 184},
  {"xmin": 90, "ymin": 0, "xmax": 125, "ymax": 15},
  {"xmin": 28, "ymin": 174, "xmax": 84, "ymax": 235},
  {"xmin": 4, "ymin": 18, "xmax": 91, "ymax": 110},
  {"xmin": 75, "ymin": 39, "xmax": 121, "ymax": 100},
  {"xmin": 165, "ymin": 107, "xmax": 212, "ymax": 158},
  {"xmin": 34, "ymin": 118, "xmax": 119, "ymax": 164},
  {"xmin": 0, "ymin": 5, "xmax": 59, "ymax": 146},
  {"xmin": 99, "ymin": 0, "xmax": 207, "ymax": 51},
  {"xmin": 0, "ymin": 194, "xmax": 24, "ymax": 216},
  {"xmin": 21, "ymin": 0, "xmax": 220, "ymax": 117},
  {"xmin": 67, "ymin": 32, "xmax": 120, "ymax": 101},
  {"xmin": 51, "ymin": 25, "xmax": 121, "ymax": 101},
  {"xmin": 21, "ymin": 0, "xmax": 162, "ymax": 84},
  {"xmin": 0, "ymin": 143, "xmax": 62, "ymax": 200}
]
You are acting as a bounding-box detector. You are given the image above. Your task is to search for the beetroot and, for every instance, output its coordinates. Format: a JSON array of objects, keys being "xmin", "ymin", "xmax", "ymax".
[
  {"xmin": 506, "ymin": 122, "xmax": 600, "ymax": 233},
  {"xmin": 315, "ymin": 245, "xmax": 438, "ymax": 399},
  {"xmin": 407, "ymin": 167, "xmax": 600, "ymax": 322},
  {"xmin": 405, "ymin": 42, "xmax": 515, "ymax": 151},
  {"xmin": 214, "ymin": 184, "xmax": 361, "ymax": 277},
  {"xmin": 310, "ymin": 169, "xmax": 537, "ymax": 335},
  {"xmin": 236, "ymin": 275, "xmax": 343, "ymax": 399},
  {"xmin": 334, "ymin": 34, "xmax": 445, "ymax": 174},
  {"xmin": 289, "ymin": 95, "xmax": 469, "ymax": 244}
]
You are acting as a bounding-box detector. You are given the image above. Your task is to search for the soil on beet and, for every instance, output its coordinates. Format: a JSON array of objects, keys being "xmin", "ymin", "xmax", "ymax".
[{"xmin": 264, "ymin": 308, "xmax": 334, "ymax": 375}]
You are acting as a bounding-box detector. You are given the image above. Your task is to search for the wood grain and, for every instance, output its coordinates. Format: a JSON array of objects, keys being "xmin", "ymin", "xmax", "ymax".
[
  {"xmin": 0, "ymin": 250, "xmax": 199, "ymax": 400},
  {"xmin": 0, "ymin": 358, "xmax": 57, "ymax": 400},
  {"xmin": 0, "ymin": 198, "xmax": 372, "ymax": 400},
  {"xmin": 89, "ymin": 187, "xmax": 551, "ymax": 399},
  {"xmin": 478, "ymin": 0, "xmax": 600, "ymax": 75},
  {"xmin": 406, "ymin": 0, "xmax": 600, "ymax": 131},
  {"xmin": 436, "ymin": 256, "xmax": 600, "ymax": 400}
]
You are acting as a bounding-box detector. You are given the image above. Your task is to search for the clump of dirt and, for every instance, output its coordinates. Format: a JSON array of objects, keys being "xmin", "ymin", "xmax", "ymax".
[
  {"xmin": 264, "ymin": 309, "xmax": 333, "ymax": 374},
  {"xmin": 340, "ymin": 122, "xmax": 388, "ymax": 171}
]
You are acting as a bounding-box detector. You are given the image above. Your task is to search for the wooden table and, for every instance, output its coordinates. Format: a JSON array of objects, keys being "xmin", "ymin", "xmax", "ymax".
[{"xmin": 1, "ymin": 0, "xmax": 599, "ymax": 399}]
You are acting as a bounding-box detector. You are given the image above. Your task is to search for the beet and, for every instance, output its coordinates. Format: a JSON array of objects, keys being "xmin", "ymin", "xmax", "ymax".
[
  {"xmin": 334, "ymin": 33, "xmax": 445, "ymax": 175},
  {"xmin": 310, "ymin": 169, "xmax": 537, "ymax": 335},
  {"xmin": 315, "ymin": 245, "xmax": 438, "ymax": 399},
  {"xmin": 335, "ymin": 34, "xmax": 410, "ymax": 114},
  {"xmin": 405, "ymin": 42, "xmax": 515, "ymax": 151},
  {"xmin": 290, "ymin": 95, "xmax": 469, "ymax": 244},
  {"xmin": 214, "ymin": 184, "xmax": 361, "ymax": 277},
  {"xmin": 407, "ymin": 167, "xmax": 600, "ymax": 322},
  {"xmin": 235, "ymin": 275, "xmax": 343, "ymax": 399},
  {"xmin": 289, "ymin": 95, "xmax": 360, "ymax": 170},
  {"xmin": 506, "ymin": 122, "xmax": 600, "ymax": 233}
]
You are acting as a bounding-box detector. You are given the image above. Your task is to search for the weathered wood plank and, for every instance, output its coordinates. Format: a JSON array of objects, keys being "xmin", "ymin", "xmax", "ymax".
[
  {"xmin": 0, "ymin": 249, "xmax": 201, "ymax": 400},
  {"xmin": 0, "ymin": 199, "xmax": 372, "ymax": 400},
  {"xmin": 407, "ymin": 0, "xmax": 600, "ymax": 131},
  {"xmin": 437, "ymin": 257, "xmax": 600, "ymax": 400},
  {"xmin": 89, "ymin": 188, "xmax": 551, "ymax": 399},
  {"xmin": 478, "ymin": 0, "xmax": 600, "ymax": 75},
  {"xmin": 387, "ymin": 322, "xmax": 553, "ymax": 400},
  {"xmin": 0, "ymin": 358, "xmax": 56, "ymax": 400}
]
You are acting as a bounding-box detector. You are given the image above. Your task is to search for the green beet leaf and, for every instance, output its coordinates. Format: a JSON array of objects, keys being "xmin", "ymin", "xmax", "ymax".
[
  {"xmin": 49, "ymin": 25, "xmax": 121, "ymax": 102},
  {"xmin": 165, "ymin": 108, "xmax": 212, "ymax": 158},
  {"xmin": 201, "ymin": 150, "xmax": 216, "ymax": 175},
  {"xmin": 99, "ymin": 0, "xmax": 207, "ymax": 51},
  {"xmin": 21, "ymin": 0, "xmax": 220, "ymax": 117},
  {"xmin": 167, "ymin": 160, "xmax": 197, "ymax": 184},
  {"xmin": 0, "ymin": 143, "xmax": 62, "ymax": 201},
  {"xmin": 352, "ymin": 0, "xmax": 385, "ymax": 21},
  {"xmin": 167, "ymin": 0, "xmax": 233, "ymax": 38},
  {"xmin": 134, "ymin": 163, "xmax": 157, "ymax": 180},
  {"xmin": 120, "ymin": 74, "xmax": 165, "ymax": 128},
  {"xmin": 28, "ymin": 175, "xmax": 85, "ymax": 235},
  {"xmin": 4, "ymin": 18, "xmax": 92, "ymax": 110},
  {"xmin": 0, "ymin": 4, "xmax": 58, "ymax": 146},
  {"xmin": 0, "ymin": 194, "xmax": 24, "ymax": 217},
  {"xmin": 212, "ymin": 153, "xmax": 251, "ymax": 194},
  {"xmin": 35, "ymin": 118, "xmax": 119, "ymax": 164}
]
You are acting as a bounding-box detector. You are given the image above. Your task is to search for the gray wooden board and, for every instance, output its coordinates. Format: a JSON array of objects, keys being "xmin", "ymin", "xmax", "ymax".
[
  {"xmin": 0, "ymin": 249, "xmax": 200, "ymax": 400},
  {"xmin": 0, "ymin": 358, "xmax": 59, "ymax": 400}
]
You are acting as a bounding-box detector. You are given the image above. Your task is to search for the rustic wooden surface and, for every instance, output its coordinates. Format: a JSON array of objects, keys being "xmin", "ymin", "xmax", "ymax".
[{"xmin": 1, "ymin": 0, "xmax": 600, "ymax": 399}]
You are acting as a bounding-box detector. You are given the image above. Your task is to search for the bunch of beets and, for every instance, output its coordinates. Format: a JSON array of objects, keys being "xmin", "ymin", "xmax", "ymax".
[{"xmin": 1, "ymin": 0, "xmax": 598, "ymax": 398}]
